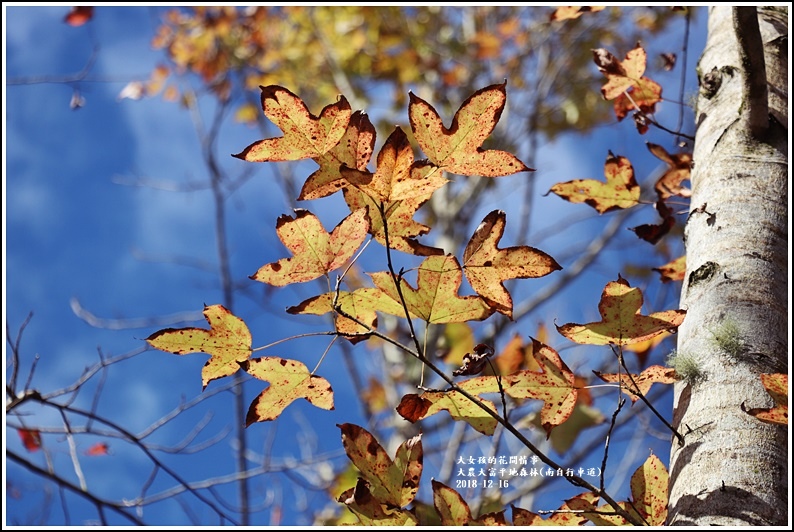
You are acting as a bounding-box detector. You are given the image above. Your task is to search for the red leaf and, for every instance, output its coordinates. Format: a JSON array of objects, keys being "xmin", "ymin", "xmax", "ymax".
[
  {"xmin": 64, "ymin": 6, "xmax": 93, "ymax": 27},
  {"xmin": 18, "ymin": 429, "xmax": 42, "ymax": 452},
  {"xmin": 85, "ymin": 442, "xmax": 110, "ymax": 456}
]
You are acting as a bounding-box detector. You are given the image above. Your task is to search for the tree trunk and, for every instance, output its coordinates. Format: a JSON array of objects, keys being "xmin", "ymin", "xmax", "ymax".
[{"xmin": 668, "ymin": 6, "xmax": 788, "ymax": 526}]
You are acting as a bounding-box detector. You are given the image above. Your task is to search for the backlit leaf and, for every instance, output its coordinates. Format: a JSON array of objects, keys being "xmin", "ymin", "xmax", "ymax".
[
  {"xmin": 250, "ymin": 208, "xmax": 368, "ymax": 286},
  {"xmin": 343, "ymin": 185, "xmax": 444, "ymax": 256},
  {"xmin": 432, "ymin": 480, "xmax": 507, "ymax": 526},
  {"xmin": 612, "ymin": 77, "xmax": 662, "ymax": 127},
  {"xmin": 593, "ymin": 44, "xmax": 648, "ymax": 100},
  {"xmin": 409, "ymin": 82, "xmax": 532, "ymax": 177},
  {"xmin": 300, "ymin": 111, "xmax": 377, "ymax": 200},
  {"xmin": 370, "ymin": 255, "xmax": 493, "ymax": 324},
  {"xmin": 548, "ymin": 152, "xmax": 640, "ymax": 213},
  {"xmin": 338, "ymin": 423, "xmax": 422, "ymax": 508},
  {"xmin": 431, "ymin": 480, "xmax": 473, "ymax": 526},
  {"xmin": 396, "ymin": 376, "xmax": 501, "ymax": 435},
  {"xmin": 503, "ymin": 338, "xmax": 579, "ymax": 436},
  {"xmin": 338, "ymin": 479, "xmax": 419, "ymax": 526},
  {"xmin": 242, "ymin": 357, "xmax": 334, "ymax": 424},
  {"xmin": 593, "ymin": 365, "xmax": 678, "ymax": 403},
  {"xmin": 286, "ymin": 288, "xmax": 409, "ymax": 341},
  {"xmin": 341, "ymin": 126, "xmax": 448, "ymax": 203},
  {"xmin": 233, "ymin": 85, "xmax": 351, "ymax": 162},
  {"xmin": 463, "ymin": 210, "xmax": 561, "ymax": 317},
  {"xmin": 556, "ymin": 275, "xmax": 686, "ymax": 346},
  {"xmin": 630, "ymin": 453, "xmax": 669, "ymax": 525},
  {"xmin": 146, "ymin": 304, "xmax": 252, "ymax": 389}
]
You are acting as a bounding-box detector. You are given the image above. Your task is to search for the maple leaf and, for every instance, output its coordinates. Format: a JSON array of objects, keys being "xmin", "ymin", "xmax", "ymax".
[
  {"xmin": 408, "ymin": 82, "xmax": 532, "ymax": 177},
  {"xmin": 613, "ymin": 77, "xmax": 663, "ymax": 125},
  {"xmin": 594, "ymin": 365, "xmax": 678, "ymax": 403},
  {"xmin": 370, "ymin": 255, "xmax": 493, "ymax": 324},
  {"xmin": 299, "ymin": 111, "xmax": 377, "ymax": 200},
  {"xmin": 654, "ymin": 255, "xmax": 686, "ymax": 283},
  {"xmin": 630, "ymin": 453, "xmax": 669, "ymax": 525},
  {"xmin": 146, "ymin": 304, "xmax": 252, "ymax": 389},
  {"xmin": 547, "ymin": 152, "xmax": 640, "ymax": 214},
  {"xmin": 556, "ymin": 275, "xmax": 686, "ymax": 346},
  {"xmin": 250, "ymin": 208, "xmax": 368, "ymax": 286},
  {"xmin": 432, "ymin": 480, "xmax": 507, "ymax": 526},
  {"xmin": 341, "ymin": 126, "xmax": 449, "ymax": 203},
  {"xmin": 286, "ymin": 288, "xmax": 409, "ymax": 341},
  {"xmin": 341, "ymin": 127, "xmax": 447, "ymax": 256},
  {"xmin": 593, "ymin": 44, "xmax": 650, "ymax": 100},
  {"xmin": 647, "ymin": 142, "xmax": 692, "ymax": 199},
  {"xmin": 396, "ymin": 376, "xmax": 501, "ymax": 435},
  {"xmin": 344, "ymin": 186, "xmax": 443, "ymax": 257},
  {"xmin": 463, "ymin": 210, "xmax": 561, "ymax": 317},
  {"xmin": 242, "ymin": 357, "xmax": 334, "ymax": 424},
  {"xmin": 338, "ymin": 423, "xmax": 422, "ymax": 508},
  {"xmin": 338, "ymin": 479, "xmax": 419, "ymax": 526},
  {"xmin": 503, "ymin": 338, "xmax": 579, "ymax": 436},
  {"xmin": 744, "ymin": 373, "xmax": 788, "ymax": 425},
  {"xmin": 232, "ymin": 85, "xmax": 351, "ymax": 162}
]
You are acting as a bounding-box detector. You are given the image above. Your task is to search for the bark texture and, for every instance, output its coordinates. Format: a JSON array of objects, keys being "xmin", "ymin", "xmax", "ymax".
[{"xmin": 667, "ymin": 6, "xmax": 788, "ymax": 526}]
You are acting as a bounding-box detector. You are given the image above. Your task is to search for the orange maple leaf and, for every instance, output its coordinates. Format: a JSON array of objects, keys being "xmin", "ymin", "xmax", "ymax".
[
  {"xmin": 432, "ymin": 480, "xmax": 507, "ymax": 526},
  {"xmin": 463, "ymin": 210, "xmax": 561, "ymax": 318},
  {"xmin": 548, "ymin": 152, "xmax": 640, "ymax": 214},
  {"xmin": 338, "ymin": 424, "xmax": 422, "ymax": 508},
  {"xmin": 233, "ymin": 85, "xmax": 351, "ymax": 162},
  {"xmin": 409, "ymin": 82, "xmax": 531, "ymax": 177},
  {"xmin": 299, "ymin": 111, "xmax": 376, "ymax": 200},
  {"xmin": 242, "ymin": 357, "xmax": 334, "ymax": 424},
  {"xmin": 342, "ymin": 127, "xmax": 447, "ymax": 256},
  {"xmin": 556, "ymin": 275, "xmax": 686, "ymax": 346},
  {"xmin": 250, "ymin": 208, "xmax": 368, "ymax": 286},
  {"xmin": 370, "ymin": 255, "xmax": 493, "ymax": 324},
  {"xmin": 594, "ymin": 365, "xmax": 678, "ymax": 403},
  {"xmin": 146, "ymin": 304, "xmax": 252, "ymax": 389}
]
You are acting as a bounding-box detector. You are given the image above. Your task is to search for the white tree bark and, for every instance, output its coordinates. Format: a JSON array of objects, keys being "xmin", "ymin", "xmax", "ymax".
[{"xmin": 668, "ymin": 6, "xmax": 788, "ymax": 526}]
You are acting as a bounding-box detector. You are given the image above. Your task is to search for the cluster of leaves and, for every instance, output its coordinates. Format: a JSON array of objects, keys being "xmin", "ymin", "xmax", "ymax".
[
  {"xmin": 145, "ymin": 76, "xmax": 694, "ymax": 524},
  {"xmin": 124, "ymin": 6, "xmax": 684, "ymax": 139}
]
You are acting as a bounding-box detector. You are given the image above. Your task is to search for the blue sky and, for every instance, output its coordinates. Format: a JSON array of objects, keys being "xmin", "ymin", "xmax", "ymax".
[{"xmin": 4, "ymin": 5, "xmax": 709, "ymax": 526}]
